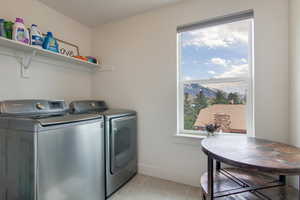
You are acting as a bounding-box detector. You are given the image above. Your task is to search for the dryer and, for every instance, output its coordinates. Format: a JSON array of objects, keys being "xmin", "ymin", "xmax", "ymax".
[{"xmin": 70, "ymin": 100, "xmax": 137, "ymax": 198}]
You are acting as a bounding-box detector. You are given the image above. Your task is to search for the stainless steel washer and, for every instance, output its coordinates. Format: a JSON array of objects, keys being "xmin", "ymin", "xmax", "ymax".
[
  {"xmin": 70, "ymin": 100, "xmax": 137, "ymax": 198},
  {"xmin": 0, "ymin": 100, "xmax": 105, "ymax": 200}
]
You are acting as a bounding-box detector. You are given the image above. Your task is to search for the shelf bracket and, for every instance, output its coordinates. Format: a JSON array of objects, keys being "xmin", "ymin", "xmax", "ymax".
[{"xmin": 19, "ymin": 50, "xmax": 36, "ymax": 78}]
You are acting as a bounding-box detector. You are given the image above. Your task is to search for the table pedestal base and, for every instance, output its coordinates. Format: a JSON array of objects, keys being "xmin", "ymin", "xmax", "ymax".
[{"xmin": 200, "ymin": 168, "xmax": 300, "ymax": 200}]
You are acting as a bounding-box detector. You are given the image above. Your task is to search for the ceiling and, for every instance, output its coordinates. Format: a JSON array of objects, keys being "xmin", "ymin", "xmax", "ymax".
[{"xmin": 38, "ymin": 0, "xmax": 185, "ymax": 27}]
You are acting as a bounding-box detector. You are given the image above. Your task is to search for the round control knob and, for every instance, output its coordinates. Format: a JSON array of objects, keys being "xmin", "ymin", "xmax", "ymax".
[{"xmin": 36, "ymin": 103, "xmax": 45, "ymax": 110}]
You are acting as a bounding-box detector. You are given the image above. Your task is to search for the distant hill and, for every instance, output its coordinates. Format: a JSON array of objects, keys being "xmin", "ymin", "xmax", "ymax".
[{"xmin": 184, "ymin": 83, "xmax": 217, "ymax": 98}]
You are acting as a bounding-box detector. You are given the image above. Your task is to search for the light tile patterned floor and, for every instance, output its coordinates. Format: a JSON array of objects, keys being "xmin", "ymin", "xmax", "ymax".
[{"xmin": 109, "ymin": 174, "xmax": 202, "ymax": 200}]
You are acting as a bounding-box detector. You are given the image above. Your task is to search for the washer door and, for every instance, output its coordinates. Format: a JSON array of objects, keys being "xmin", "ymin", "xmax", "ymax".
[
  {"xmin": 37, "ymin": 121, "xmax": 105, "ymax": 200},
  {"xmin": 110, "ymin": 116, "xmax": 137, "ymax": 174}
]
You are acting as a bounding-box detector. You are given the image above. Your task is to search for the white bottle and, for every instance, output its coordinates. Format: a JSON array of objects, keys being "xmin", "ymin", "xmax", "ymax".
[
  {"xmin": 30, "ymin": 24, "xmax": 43, "ymax": 48},
  {"xmin": 12, "ymin": 18, "xmax": 30, "ymax": 44}
]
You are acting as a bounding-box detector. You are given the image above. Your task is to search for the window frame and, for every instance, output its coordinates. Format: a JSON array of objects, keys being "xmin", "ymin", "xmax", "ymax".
[{"xmin": 176, "ymin": 12, "xmax": 254, "ymax": 137}]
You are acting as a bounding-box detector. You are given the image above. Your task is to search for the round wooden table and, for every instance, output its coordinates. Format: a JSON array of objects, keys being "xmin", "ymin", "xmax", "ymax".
[{"xmin": 201, "ymin": 135, "xmax": 300, "ymax": 200}]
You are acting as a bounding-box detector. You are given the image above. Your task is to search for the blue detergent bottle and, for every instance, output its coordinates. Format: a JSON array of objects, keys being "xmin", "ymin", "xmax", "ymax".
[
  {"xmin": 30, "ymin": 24, "xmax": 43, "ymax": 48},
  {"xmin": 42, "ymin": 32, "xmax": 59, "ymax": 53},
  {"xmin": 0, "ymin": 19, "xmax": 6, "ymax": 37}
]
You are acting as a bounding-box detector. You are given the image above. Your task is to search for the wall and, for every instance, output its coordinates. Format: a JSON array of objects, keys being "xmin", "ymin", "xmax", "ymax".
[
  {"xmin": 289, "ymin": 0, "xmax": 300, "ymax": 187},
  {"xmin": 91, "ymin": 0, "xmax": 289, "ymax": 186},
  {"xmin": 289, "ymin": 0, "xmax": 300, "ymax": 149},
  {"xmin": 0, "ymin": 0, "xmax": 93, "ymax": 102}
]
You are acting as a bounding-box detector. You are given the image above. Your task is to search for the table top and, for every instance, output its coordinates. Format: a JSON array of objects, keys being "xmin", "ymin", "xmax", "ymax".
[{"xmin": 201, "ymin": 135, "xmax": 300, "ymax": 175}]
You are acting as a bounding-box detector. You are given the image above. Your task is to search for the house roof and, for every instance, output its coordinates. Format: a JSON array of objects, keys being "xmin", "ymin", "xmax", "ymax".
[{"xmin": 194, "ymin": 104, "xmax": 246, "ymax": 131}]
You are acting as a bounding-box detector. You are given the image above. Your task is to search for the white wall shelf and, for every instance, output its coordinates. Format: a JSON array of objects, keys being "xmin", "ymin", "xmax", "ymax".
[{"xmin": 0, "ymin": 36, "xmax": 105, "ymax": 78}]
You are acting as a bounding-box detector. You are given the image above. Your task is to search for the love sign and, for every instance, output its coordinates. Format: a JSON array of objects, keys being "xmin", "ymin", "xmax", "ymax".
[
  {"xmin": 42, "ymin": 33, "xmax": 80, "ymax": 57},
  {"xmin": 56, "ymin": 38, "xmax": 80, "ymax": 57}
]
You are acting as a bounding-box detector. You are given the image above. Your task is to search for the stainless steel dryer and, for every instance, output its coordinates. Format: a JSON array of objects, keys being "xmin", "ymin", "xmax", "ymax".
[
  {"xmin": 70, "ymin": 100, "xmax": 137, "ymax": 198},
  {"xmin": 0, "ymin": 100, "xmax": 105, "ymax": 200}
]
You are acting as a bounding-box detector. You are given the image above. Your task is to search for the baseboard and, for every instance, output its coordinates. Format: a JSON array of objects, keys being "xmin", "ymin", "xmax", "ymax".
[{"xmin": 138, "ymin": 163, "xmax": 200, "ymax": 187}]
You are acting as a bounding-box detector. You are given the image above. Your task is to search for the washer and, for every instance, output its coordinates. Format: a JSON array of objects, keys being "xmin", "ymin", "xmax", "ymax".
[
  {"xmin": 0, "ymin": 100, "xmax": 105, "ymax": 200},
  {"xmin": 69, "ymin": 100, "xmax": 137, "ymax": 198}
]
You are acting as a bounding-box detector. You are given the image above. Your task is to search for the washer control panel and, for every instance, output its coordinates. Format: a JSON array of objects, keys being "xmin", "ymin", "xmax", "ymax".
[{"xmin": 0, "ymin": 100, "xmax": 68, "ymax": 115}]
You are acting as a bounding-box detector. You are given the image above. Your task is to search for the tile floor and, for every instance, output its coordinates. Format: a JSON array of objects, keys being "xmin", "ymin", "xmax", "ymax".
[{"xmin": 109, "ymin": 174, "xmax": 202, "ymax": 200}]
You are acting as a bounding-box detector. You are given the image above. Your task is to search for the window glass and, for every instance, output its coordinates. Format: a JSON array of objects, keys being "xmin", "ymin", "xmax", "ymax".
[{"xmin": 178, "ymin": 18, "xmax": 252, "ymax": 135}]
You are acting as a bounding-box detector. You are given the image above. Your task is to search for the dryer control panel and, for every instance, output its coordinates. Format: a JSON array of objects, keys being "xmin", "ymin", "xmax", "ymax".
[{"xmin": 70, "ymin": 100, "xmax": 108, "ymax": 114}]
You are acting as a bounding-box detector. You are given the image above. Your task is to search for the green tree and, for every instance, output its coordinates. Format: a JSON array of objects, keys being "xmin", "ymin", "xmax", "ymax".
[
  {"xmin": 184, "ymin": 113, "xmax": 197, "ymax": 130},
  {"xmin": 184, "ymin": 93, "xmax": 191, "ymax": 114},
  {"xmin": 184, "ymin": 91, "xmax": 210, "ymax": 130},
  {"xmin": 183, "ymin": 93, "xmax": 198, "ymax": 130},
  {"xmin": 227, "ymin": 92, "xmax": 241, "ymax": 104},
  {"xmin": 212, "ymin": 90, "xmax": 228, "ymax": 104},
  {"xmin": 194, "ymin": 91, "xmax": 208, "ymax": 115}
]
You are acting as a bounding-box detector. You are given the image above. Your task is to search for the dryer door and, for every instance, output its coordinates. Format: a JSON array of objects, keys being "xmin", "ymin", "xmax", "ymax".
[{"xmin": 110, "ymin": 116, "xmax": 137, "ymax": 174}]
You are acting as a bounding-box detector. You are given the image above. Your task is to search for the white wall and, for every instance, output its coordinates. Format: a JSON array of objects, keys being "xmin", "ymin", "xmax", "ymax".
[
  {"xmin": 289, "ymin": 0, "xmax": 300, "ymax": 148},
  {"xmin": 0, "ymin": 0, "xmax": 93, "ymax": 102},
  {"xmin": 91, "ymin": 0, "xmax": 289, "ymax": 186},
  {"xmin": 289, "ymin": 0, "xmax": 300, "ymax": 187}
]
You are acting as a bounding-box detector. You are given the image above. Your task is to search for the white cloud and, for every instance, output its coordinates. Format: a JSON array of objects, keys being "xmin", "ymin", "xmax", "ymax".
[
  {"xmin": 209, "ymin": 58, "xmax": 249, "ymax": 78},
  {"xmin": 240, "ymin": 58, "xmax": 247, "ymax": 63},
  {"xmin": 183, "ymin": 20, "xmax": 250, "ymax": 48},
  {"xmin": 214, "ymin": 64, "xmax": 249, "ymax": 78},
  {"xmin": 210, "ymin": 58, "xmax": 230, "ymax": 67},
  {"xmin": 184, "ymin": 76, "xmax": 192, "ymax": 81},
  {"xmin": 208, "ymin": 70, "xmax": 216, "ymax": 75}
]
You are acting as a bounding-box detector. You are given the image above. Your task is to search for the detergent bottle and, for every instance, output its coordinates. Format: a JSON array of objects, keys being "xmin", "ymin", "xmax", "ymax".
[
  {"xmin": 30, "ymin": 24, "xmax": 43, "ymax": 48},
  {"xmin": 12, "ymin": 18, "xmax": 30, "ymax": 44},
  {"xmin": 42, "ymin": 32, "xmax": 59, "ymax": 53},
  {"xmin": 0, "ymin": 19, "xmax": 6, "ymax": 37},
  {"xmin": 4, "ymin": 21, "xmax": 14, "ymax": 39}
]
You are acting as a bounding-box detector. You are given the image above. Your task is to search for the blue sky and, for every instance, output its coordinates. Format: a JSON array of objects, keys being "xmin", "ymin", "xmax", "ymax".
[{"xmin": 180, "ymin": 19, "xmax": 251, "ymax": 80}]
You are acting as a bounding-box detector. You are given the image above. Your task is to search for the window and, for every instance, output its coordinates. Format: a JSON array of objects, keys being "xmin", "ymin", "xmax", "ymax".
[{"xmin": 177, "ymin": 11, "xmax": 254, "ymax": 136}]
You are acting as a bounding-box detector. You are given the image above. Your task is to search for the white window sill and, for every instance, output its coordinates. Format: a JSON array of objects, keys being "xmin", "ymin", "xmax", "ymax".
[
  {"xmin": 175, "ymin": 133, "xmax": 207, "ymax": 139},
  {"xmin": 173, "ymin": 132, "xmax": 248, "ymax": 146},
  {"xmin": 172, "ymin": 132, "xmax": 207, "ymax": 146}
]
